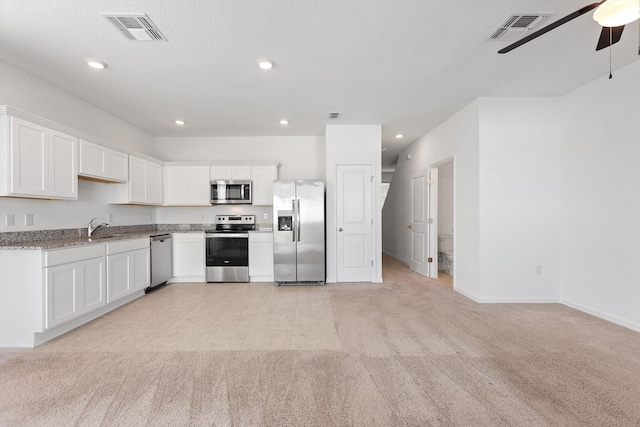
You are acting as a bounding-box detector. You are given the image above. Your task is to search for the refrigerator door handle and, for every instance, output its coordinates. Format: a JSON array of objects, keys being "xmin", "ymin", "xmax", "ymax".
[
  {"xmin": 297, "ymin": 199, "xmax": 301, "ymax": 242},
  {"xmin": 292, "ymin": 199, "xmax": 296, "ymax": 242}
]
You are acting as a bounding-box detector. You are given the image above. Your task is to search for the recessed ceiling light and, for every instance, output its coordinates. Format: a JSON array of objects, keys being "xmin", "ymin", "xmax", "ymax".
[
  {"xmin": 280, "ymin": 119, "xmax": 289, "ymax": 125},
  {"xmin": 87, "ymin": 60, "xmax": 107, "ymax": 70},
  {"xmin": 395, "ymin": 134, "xmax": 404, "ymax": 139},
  {"xmin": 258, "ymin": 59, "xmax": 274, "ymax": 70},
  {"xmin": 175, "ymin": 120, "xmax": 185, "ymax": 125}
]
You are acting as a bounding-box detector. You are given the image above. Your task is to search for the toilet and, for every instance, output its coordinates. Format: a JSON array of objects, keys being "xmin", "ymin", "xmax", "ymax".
[{"xmin": 438, "ymin": 235, "xmax": 454, "ymax": 275}]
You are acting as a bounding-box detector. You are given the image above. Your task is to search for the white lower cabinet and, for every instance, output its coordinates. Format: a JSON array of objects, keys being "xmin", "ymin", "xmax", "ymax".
[
  {"xmin": 249, "ymin": 232, "xmax": 274, "ymax": 282},
  {"xmin": 45, "ymin": 247, "xmax": 106, "ymax": 329},
  {"xmin": 0, "ymin": 238, "xmax": 151, "ymax": 348},
  {"xmin": 171, "ymin": 232, "xmax": 205, "ymax": 281},
  {"xmin": 106, "ymin": 238, "xmax": 150, "ymax": 303}
]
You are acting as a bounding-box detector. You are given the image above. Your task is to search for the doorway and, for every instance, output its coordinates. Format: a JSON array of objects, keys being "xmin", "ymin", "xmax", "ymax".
[{"xmin": 436, "ymin": 160, "xmax": 454, "ymax": 284}]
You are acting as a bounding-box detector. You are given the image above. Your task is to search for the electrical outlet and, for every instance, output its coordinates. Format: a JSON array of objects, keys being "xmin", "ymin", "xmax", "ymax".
[
  {"xmin": 108, "ymin": 213, "xmax": 113, "ymax": 222},
  {"xmin": 263, "ymin": 213, "xmax": 269, "ymax": 220},
  {"xmin": 535, "ymin": 265, "xmax": 543, "ymax": 276},
  {"xmin": 25, "ymin": 213, "xmax": 34, "ymax": 226},
  {"xmin": 5, "ymin": 214, "xmax": 15, "ymax": 227}
]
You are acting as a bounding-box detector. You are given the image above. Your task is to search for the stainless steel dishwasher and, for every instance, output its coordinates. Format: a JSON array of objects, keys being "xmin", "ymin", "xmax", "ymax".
[{"xmin": 146, "ymin": 234, "xmax": 172, "ymax": 293}]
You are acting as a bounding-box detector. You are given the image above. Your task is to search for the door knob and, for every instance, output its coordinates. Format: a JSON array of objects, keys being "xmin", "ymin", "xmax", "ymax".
[
  {"xmin": 338, "ymin": 228, "xmax": 343, "ymax": 232},
  {"xmin": 407, "ymin": 225, "xmax": 412, "ymax": 229}
]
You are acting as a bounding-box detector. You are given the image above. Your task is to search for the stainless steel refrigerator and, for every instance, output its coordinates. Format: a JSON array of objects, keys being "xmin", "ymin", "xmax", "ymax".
[{"xmin": 273, "ymin": 179, "xmax": 325, "ymax": 285}]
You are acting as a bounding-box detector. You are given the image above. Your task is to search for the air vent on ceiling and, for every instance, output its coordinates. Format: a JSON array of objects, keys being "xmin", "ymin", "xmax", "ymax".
[
  {"xmin": 329, "ymin": 112, "xmax": 342, "ymax": 119},
  {"xmin": 488, "ymin": 13, "xmax": 554, "ymax": 42},
  {"xmin": 100, "ymin": 13, "xmax": 167, "ymax": 41}
]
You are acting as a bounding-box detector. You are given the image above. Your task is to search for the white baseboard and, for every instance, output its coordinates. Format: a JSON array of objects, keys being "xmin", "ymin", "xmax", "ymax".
[
  {"xmin": 454, "ymin": 287, "xmax": 479, "ymax": 302},
  {"xmin": 169, "ymin": 276, "xmax": 206, "ymax": 283},
  {"xmin": 477, "ymin": 297, "xmax": 559, "ymax": 303},
  {"xmin": 560, "ymin": 299, "xmax": 640, "ymax": 333}
]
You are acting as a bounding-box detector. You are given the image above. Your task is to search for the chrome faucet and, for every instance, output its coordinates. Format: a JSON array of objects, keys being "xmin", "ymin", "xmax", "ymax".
[{"xmin": 88, "ymin": 217, "xmax": 109, "ymax": 238}]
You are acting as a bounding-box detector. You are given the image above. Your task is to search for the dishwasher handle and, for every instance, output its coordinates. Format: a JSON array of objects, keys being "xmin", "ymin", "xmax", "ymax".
[{"xmin": 151, "ymin": 234, "xmax": 172, "ymax": 242}]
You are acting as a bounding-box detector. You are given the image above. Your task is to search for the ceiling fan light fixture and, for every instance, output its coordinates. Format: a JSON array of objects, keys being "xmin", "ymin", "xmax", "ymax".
[{"xmin": 593, "ymin": 0, "xmax": 640, "ymax": 27}]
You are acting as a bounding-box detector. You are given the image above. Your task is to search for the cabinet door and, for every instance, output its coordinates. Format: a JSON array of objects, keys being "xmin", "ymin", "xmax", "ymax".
[
  {"xmin": 107, "ymin": 150, "xmax": 128, "ymax": 182},
  {"xmin": 79, "ymin": 257, "xmax": 106, "ymax": 313},
  {"xmin": 164, "ymin": 166, "xmax": 189, "ymax": 205},
  {"xmin": 46, "ymin": 264, "xmax": 78, "ymax": 328},
  {"xmin": 79, "ymin": 139, "xmax": 107, "ymax": 177},
  {"xmin": 210, "ymin": 165, "xmax": 251, "ymax": 180},
  {"xmin": 232, "ymin": 166, "xmax": 251, "ymax": 180},
  {"xmin": 172, "ymin": 233, "xmax": 205, "ymax": 278},
  {"xmin": 146, "ymin": 162, "xmax": 163, "ymax": 204},
  {"xmin": 107, "ymin": 252, "xmax": 131, "ymax": 302},
  {"xmin": 188, "ymin": 166, "xmax": 210, "ymax": 205},
  {"xmin": 128, "ymin": 156, "xmax": 147, "ymax": 203},
  {"xmin": 210, "ymin": 165, "xmax": 232, "ymax": 180},
  {"xmin": 249, "ymin": 233, "xmax": 274, "ymax": 281},
  {"xmin": 130, "ymin": 249, "xmax": 150, "ymax": 291},
  {"xmin": 10, "ymin": 117, "xmax": 48, "ymax": 197},
  {"xmin": 251, "ymin": 165, "xmax": 278, "ymax": 205},
  {"xmin": 48, "ymin": 130, "xmax": 78, "ymax": 199}
]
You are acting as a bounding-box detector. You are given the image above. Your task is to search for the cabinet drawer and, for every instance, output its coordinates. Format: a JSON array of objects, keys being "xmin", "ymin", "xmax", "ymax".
[
  {"xmin": 249, "ymin": 232, "xmax": 273, "ymax": 243},
  {"xmin": 45, "ymin": 244, "xmax": 105, "ymax": 267},
  {"xmin": 106, "ymin": 238, "xmax": 149, "ymax": 255}
]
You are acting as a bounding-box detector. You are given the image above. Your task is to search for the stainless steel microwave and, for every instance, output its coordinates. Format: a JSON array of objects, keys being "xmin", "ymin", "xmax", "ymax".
[{"xmin": 210, "ymin": 180, "xmax": 252, "ymax": 204}]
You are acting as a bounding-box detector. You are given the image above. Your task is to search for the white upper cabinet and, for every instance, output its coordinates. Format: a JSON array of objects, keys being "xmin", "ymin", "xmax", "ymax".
[
  {"xmin": 210, "ymin": 165, "xmax": 251, "ymax": 180},
  {"xmin": 108, "ymin": 155, "xmax": 163, "ymax": 205},
  {"xmin": 79, "ymin": 139, "xmax": 128, "ymax": 183},
  {"xmin": 250, "ymin": 165, "xmax": 278, "ymax": 206},
  {"xmin": 0, "ymin": 116, "xmax": 78, "ymax": 200},
  {"xmin": 164, "ymin": 165, "xmax": 210, "ymax": 206}
]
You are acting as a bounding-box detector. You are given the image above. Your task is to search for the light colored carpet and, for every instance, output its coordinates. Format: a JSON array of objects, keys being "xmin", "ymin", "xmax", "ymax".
[{"xmin": 1, "ymin": 255, "xmax": 640, "ymax": 426}]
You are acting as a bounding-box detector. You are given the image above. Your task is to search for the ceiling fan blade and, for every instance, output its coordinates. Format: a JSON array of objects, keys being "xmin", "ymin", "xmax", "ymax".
[
  {"xmin": 498, "ymin": 1, "xmax": 606, "ymax": 54},
  {"xmin": 595, "ymin": 25, "xmax": 625, "ymax": 50}
]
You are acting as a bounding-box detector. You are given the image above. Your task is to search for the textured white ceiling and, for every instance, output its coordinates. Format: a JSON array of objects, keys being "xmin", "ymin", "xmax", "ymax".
[{"xmin": 0, "ymin": 0, "xmax": 638, "ymax": 165}]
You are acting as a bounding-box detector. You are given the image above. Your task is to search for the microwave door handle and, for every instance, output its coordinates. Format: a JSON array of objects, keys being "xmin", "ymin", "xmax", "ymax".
[{"xmin": 297, "ymin": 199, "xmax": 301, "ymax": 242}]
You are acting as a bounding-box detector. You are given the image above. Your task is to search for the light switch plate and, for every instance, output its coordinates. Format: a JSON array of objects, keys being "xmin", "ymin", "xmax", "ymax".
[
  {"xmin": 25, "ymin": 213, "xmax": 34, "ymax": 226},
  {"xmin": 5, "ymin": 214, "xmax": 15, "ymax": 227}
]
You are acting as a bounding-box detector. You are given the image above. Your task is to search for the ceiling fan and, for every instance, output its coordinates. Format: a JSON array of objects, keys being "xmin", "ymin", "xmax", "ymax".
[{"xmin": 498, "ymin": 0, "xmax": 640, "ymax": 54}]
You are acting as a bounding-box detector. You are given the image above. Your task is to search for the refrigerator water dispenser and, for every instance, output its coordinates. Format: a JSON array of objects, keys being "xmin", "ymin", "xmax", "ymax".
[{"xmin": 277, "ymin": 211, "xmax": 293, "ymax": 231}]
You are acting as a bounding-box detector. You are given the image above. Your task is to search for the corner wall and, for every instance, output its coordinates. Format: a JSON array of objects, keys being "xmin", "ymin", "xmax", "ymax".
[
  {"xmin": 382, "ymin": 101, "xmax": 480, "ymax": 298},
  {"xmin": 0, "ymin": 60, "xmax": 157, "ymax": 232},
  {"xmin": 326, "ymin": 125, "xmax": 382, "ymax": 283},
  {"xmin": 560, "ymin": 60, "xmax": 640, "ymax": 330},
  {"xmin": 477, "ymin": 98, "xmax": 562, "ymax": 302}
]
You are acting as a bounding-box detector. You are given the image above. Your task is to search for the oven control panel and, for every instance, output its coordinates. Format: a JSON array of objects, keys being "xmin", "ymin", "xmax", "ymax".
[{"xmin": 215, "ymin": 215, "xmax": 255, "ymax": 225}]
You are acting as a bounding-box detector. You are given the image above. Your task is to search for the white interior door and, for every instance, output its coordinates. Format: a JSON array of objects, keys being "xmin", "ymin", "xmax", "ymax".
[
  {"xmin": 409, "ymin": 171, "xmax": 428, "ymax": 276},
  {"xmin": 409, "ymin": 168, "xmax": 438, "ymax": 278},
  {"xmin": 336, "ymin": 164, "xmax": 373, "ymax": 282}
]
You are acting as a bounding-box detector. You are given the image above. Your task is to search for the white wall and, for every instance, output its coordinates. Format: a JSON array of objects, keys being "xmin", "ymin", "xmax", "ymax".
[
  {"xmin": 383, "ymin": 101, "xmax": 480, "ymax": 298},
  {"xmin": 155, "ymin": 136, "xmax": 325, "ymax": 180},
  {"xmin": 478, "ymin": 98, "xmax": 562, "ymax": 302},
  {"xmin": 0, "ymin": 180, "xmax": 155, "ymax": 231},
  {"xmin": 560, "ymin": 60, "xmax": 640, "ymax": 330},
  {"xmin": 0, "ymin": 61, "xmax": 156, "ymax": 156},
  {"xmin": 156, "ymin": 205, "xmax": 271, "ymax": 226},
  {"xmin": 0, "ymin": 60, "xmax": 157, "ymax": 232},
  {"xmin": 325, "ymin": 125, "xmax": 382, "ymax": 283}
]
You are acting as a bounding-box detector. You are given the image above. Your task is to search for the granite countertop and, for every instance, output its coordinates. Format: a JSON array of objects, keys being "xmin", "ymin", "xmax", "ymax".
[{"xmin": 0, "ymin": 224, "xmax": 272, "ymax": 250}]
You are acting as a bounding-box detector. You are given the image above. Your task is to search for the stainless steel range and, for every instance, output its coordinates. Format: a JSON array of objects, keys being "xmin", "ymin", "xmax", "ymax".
[{"xmin": 205, "ymin": 215, "xmax": 255, "ymax": 282}]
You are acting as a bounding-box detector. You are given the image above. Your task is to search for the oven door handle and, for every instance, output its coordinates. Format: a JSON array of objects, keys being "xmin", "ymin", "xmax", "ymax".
[{"xmin": 205, "ymin": 233, "xmax": 249, "ymax": 238}]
